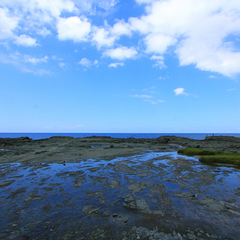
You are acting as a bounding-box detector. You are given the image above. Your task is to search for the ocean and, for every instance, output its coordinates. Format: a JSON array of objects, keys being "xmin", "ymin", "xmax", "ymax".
[{"xmin": 0, "ymin": 133, "xmax": 240, "ymax": 140}]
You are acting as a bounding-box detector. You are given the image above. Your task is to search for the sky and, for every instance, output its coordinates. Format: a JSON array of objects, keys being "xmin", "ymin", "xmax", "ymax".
[{"xmin": 0, "ymin": 0, "xmax": 240, "ymax": 133}]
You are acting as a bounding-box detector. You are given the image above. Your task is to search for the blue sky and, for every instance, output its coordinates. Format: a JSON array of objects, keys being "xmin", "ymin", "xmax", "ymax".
[{"xmin": 0, "ymin": 0, "xmax": 239, "ymax": 133}]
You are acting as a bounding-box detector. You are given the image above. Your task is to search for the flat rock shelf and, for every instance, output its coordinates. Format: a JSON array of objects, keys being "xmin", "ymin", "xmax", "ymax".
[{"xmin": 0, "ymin": 136, "xmax": 240, "ymax": 240}]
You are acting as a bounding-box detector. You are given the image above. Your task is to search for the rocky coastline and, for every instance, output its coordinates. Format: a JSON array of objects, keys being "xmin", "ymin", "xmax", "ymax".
[
  {"xmin": 1, "ymin": 135, "xmax": 240, "ymax": 164},
  {"xmin": 0, "ymin": 136, "xmax": 240, "ymax": 240}
]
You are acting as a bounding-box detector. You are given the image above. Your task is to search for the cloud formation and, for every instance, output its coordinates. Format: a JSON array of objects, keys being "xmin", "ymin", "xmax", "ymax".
[
  {"xmin": 24, "ymin": 55, "xmax": 48, "ymax": 64},
  {"xmin": 92, "ymin": 26, "xmax": 116, "ymax": 49},
  {"xmin": 131, "ymin": 0, "xmax": 240, "ymax": 77},
  {"xmin": 144, "ymin": 99, "xmax": 165, "ymax": 104},
  {"xmin": 108, "ymin": 62, "xmax": 124, "ymax": 68},
  {"xmin": 131, "ymin": 94, "xmax": 153, "ymax": 99},
  {"xmin": 103, "ymin": 46, "xmax": 138, "ymax": 60},
  {"xmin": 78, "ymin": 58, "xmax": 92, "ymax": 67},
  {"xmin": 1, "ymin": 0, "xmax": 240, "ymax": 76},
  {"xmin": 57, "ymin": 17, "xmax": 91, "ymax": 42},
  {"xmin": 174, "ymin": 88, "xmax": 187, "ymax": 96},
  {"xmin": 14, "ymin": 35, "xmax": 38, "ymax": 47},
  {"xmin": 78, "ymin": 58, "xmax": 98, "ymax": 67},
  {"xmin": 150, "ymin": 55, "xmax": 166, "ymax": 69}
]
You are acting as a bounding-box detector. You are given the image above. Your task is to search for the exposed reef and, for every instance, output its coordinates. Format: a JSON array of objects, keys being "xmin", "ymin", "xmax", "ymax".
[
  {"xmin": 0, "ymin": 135, "xmax": 240, "ymax": 164},
  {"xmin": 0, "ymin": 135, "xmax": 240, "ymax": 239}
]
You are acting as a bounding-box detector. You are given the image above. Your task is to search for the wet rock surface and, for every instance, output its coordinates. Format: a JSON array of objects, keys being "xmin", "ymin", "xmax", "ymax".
[
  {"xmin": 0, "ymin": 136, "xmax": 240, "ymax": 239},
  {"xmin": 1, "ymin": 135, "xmax": 240, "ymax": 164}
]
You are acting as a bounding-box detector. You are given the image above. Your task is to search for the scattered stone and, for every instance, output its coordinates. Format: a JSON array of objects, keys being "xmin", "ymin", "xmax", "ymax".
[
  {"xmin": 102, "ymin": 210, "xmax": 110, "ymax": 217},
  {"xmin": 109, "ymin": 180, "xmax": 120, "ymax": 188},
  {"xmin": 74, "ymin": 181, "xmax": 83, "ymax": 187},
  {"xmin": 124, "ymin": 197, "xmax": 153, "ymax": 214},
  {"xmin": 69, "ymin": 170, "xmax": 84, "ymax": 177},
  {"xmin": 94, "ymin": 177, "xmax": 108, "ymax": 183},
  {"xmin": 24, "ymin": 195, "xmax": 45, "ymax": 202},
  {"xmin": 82, "ymin": 205, "xmax": 100, "ymax": 215},
  {"xmin": 220, "ymin": 201, "xmax": 239, "ymax": 211},
  {"xmin": 131, "ymin": 226, "xmax": 183, "ymax": 240},
  {"xmin": 162, "ymin": 177, "xmax": 177, "ymax": 183},
  {"xmin": 90, "ymin": 228, "xmax": 107, "ymax": 239},
  {"xmin": 0, "ymin": 180, "xmax": 15, "ymax": 188},
  {"xmin": 41, "ymin": 204, "xmax": 52, "ymax": 213},
  {"xmin": 88, "ymin": 167, "xmax": 100, "ymax": 172}
]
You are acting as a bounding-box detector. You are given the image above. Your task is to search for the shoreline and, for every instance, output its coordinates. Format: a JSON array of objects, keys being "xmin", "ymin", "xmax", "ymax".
[
  {"xmin": 0, "ymin": 135, "xmax": 240, "ymax": 164},
  {"xmin": 1, "ymin": 132, "xmax": 240, "ymax": 141}
]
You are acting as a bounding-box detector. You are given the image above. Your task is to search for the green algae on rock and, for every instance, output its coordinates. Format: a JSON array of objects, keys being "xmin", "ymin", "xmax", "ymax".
[{"xmin": 178, "ymin": 147, "xmax": 240, "ymax": 166}]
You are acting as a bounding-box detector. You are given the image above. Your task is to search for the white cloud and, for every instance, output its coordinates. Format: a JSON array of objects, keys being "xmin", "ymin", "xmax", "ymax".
[
  {"xmin": 57, "ymin": 17, "xmax": 91, "ymax": 42},
  {"xmin": 227, "ymin": 89, "xmax": 234, "ymax": 91},
  {"xmin": 103, "ymin": 46, "xmax": 137, "ymax": 60},
  {"xmin": 59, "ymin": 62, "xmax": 66, "ymax": 68},
  {"xmin": 129, "ymin": 0, "xmax": 240, "ymax": 77},
  {"xmin": 36, "ymin": 0, "xmax": 75, "ymax": 17},
  {"xmin": 111, "ymin": 20, "xmax": 131, "ymax": 37},
  {"xmin": 24, "ymin": 55, "xmax": 48, "ymax": 64},
  {"xmin": 73, "ymin": 0, "xmax": 117, "ymax": 13},
  {"xmin": 144, "ymin": 99, "xmax": 157, "ymax": 104},
  {"xmin": 0, "ymin": 7, "xmax": 19, "ymax": 40},
  {"xmin": 14, "ymin": 35, "xmax": 38, "ymax": 47},
  {"xmin": 174, "ymin": 88, "xmax": 187, "ymax": 96},
  {"xmin": 92, "ymin": 26, "xmax": 116, "ymax": 49},
  {"xmin": 145, "ymin": 33, "xmax": 177, "ymax": 54},
  {"xmin": 135, "ymin": 0, "xmax": 155, "ymax": 4},
  {"xmin": 176, "ymin": 38, "xmax": 240, "ymax": 77},
  {"xmin": 37, "ymin": 27, "xmax": 51, "ymax": 37},
  {"xmin": 96, "ymin": 0, "xmax": 117, "ymax": 10},
  {"xmin": 78, "ymin": 58, "xmax": 92, "ymax": 67},
  {"xmin": 209, "ymin": 75, "xmax": 217, "ymax": 79},
  {"xmin": 150, "ymin": 55, "xmax": 166, "ymax": 69},
  {"xmin": 1, "ymin": 0, "xmax": 240, "ymax": 77},
  {"xmin": 108, "ymin": 62, "xmax": 124, "ymax": 68},
  {"xmin": 142, "ymin": 86, "xmax": 156, "ymax": 93},
  {"xmin": 91, "ymin": 20, "xmax": 131, "ymax": 50},
  {"xmin": 0, "ymin": 52, "xmax": 50, "ymax": 74},
  {"xmin": 1, "ymin": 0, "xmax": 76, "ymax": 19},
  {"xmin": 131, "ymin": 94, "xmax": 153, "ymax": 98},
  {"xmin": 0, "ymin": 0, "xmax": 76, "ymax": 46},
  {"xmin": 144, "ymin": 99, "xmax": 165, "ymax": 104},
  {"xmin": 52, "ymin": 55, "xmax": 63, "ymax": 61},
  {"xmin": 128, "ymin": 17, "xmax": 149, "ymax": 34}
]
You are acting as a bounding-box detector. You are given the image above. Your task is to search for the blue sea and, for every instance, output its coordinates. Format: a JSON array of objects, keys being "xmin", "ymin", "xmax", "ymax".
[{"xmin": 0, "ymin": 133, "xmax": 239, "ymax": 140}]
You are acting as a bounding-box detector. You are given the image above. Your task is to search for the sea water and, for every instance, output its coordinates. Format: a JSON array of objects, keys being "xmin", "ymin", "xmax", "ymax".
[{"xmin": 0, "ymin": 132, "xmax": 240, "ymax": 140}]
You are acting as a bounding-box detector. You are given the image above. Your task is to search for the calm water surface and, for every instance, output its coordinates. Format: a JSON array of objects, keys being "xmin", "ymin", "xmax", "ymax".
[{"xmin": 0, "ymin": 132, "xmax": 240, "ymax": 140}]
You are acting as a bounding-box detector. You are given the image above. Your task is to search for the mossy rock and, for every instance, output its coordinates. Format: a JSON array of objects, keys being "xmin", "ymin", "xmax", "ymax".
[
  {"xmin": 178, "ymin": 148, "xmax": 240, "ymax": 166},
  {"xmin": 200, "ymin": 154, "xmax": 240, "ymax": 166},
  {"xmin": 178, "ymin": 148, "xmax": 217, "ymax": 156}
]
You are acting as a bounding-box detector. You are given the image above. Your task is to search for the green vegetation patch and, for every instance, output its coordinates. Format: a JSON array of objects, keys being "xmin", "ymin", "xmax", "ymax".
[
  {"xmin": 178, "ymin": 148, "xmax": 218, "ymax": 156},
  {"xmin": 178, "ymin": 148, "xmax": 240, "ymax": 166},
  {"xmin": 200, "ymin": 154, "xmax": 240, "ymax": 165}
]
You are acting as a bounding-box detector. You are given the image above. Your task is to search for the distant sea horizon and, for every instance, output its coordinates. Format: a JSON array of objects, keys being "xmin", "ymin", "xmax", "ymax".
[{"xmin": 0, "ymin": 133, "xmax": 240, "ymax": 140}]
